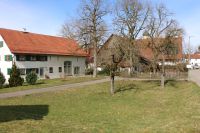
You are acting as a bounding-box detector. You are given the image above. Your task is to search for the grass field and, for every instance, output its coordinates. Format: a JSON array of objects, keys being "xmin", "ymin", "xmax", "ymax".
[
  {"xmin": 0, "ymin": 80, "xmax": 200, "ymax": 132},
  {"xmin": 0, "ymin": 76, "xmax": 104, "ymax": 93}
]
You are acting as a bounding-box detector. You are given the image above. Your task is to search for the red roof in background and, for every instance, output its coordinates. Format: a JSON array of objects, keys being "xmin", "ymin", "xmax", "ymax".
[
  {"xmin": 99, "ymin": 34, "xmax": 183, "ymax": 61},
  {"xmin": 0, "ymin": 28, "xmax": 88, "ymax": 57},
  {"xmin": 190, "ymin": 54, "xmax": 200, "ymax": 59}
]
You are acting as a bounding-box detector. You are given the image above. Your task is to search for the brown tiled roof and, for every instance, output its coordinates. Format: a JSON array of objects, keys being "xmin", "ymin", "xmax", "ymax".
[
  {"xmin": 190, "ymin": 54, "xmax": 200, "ymax": 59},
  {"xmin": 136, "ymin": 37, "xmax": 183, "ymax": 60},
  {"xmin": 99, "ymin": 34, "xmax": 183, "ymax": 61},
  {"xmin": 0, "ymin": 28, "xmax": 88, "ymax": 56}
]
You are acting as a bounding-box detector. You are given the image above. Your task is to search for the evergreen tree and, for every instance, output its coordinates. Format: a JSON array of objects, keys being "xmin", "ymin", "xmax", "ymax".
[
  {"xmin": 0, "ymin": 72, "xmax": 5, "ymax": 88},
  {"xmin": 9, "ymin": 63, "xmax": 24, "ymax": 87}
]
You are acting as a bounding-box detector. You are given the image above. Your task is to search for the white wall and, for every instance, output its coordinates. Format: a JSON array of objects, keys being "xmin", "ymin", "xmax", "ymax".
[
  {"xmin": 15, "ymin": 55, "xmax": 86, "ymax": 79},
  {"xmin": 0, "ymin": 35, "xmax": 13, "ymax": 83},
  {"xmin": 190, "ymin": 59, "xmax": 200, "ymax": 66}
]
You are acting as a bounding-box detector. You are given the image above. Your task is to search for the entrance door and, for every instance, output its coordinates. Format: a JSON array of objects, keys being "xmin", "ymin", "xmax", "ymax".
[
  {"xmin": 40, "ymin": 67, "xmax": 44, "ymax": 78},
  {"xmin": 64, "ymin": 61, "xmax": 72, "ymax": 76}
]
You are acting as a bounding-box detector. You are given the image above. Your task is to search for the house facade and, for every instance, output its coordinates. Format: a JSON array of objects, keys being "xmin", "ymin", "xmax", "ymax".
[
  {"xmin": 186, "ymin": 52, "xmax": 200, "ymax": 69},
  {"xmin": 0, "ymin": 28, "xmax": 87, "ymax": 82}
]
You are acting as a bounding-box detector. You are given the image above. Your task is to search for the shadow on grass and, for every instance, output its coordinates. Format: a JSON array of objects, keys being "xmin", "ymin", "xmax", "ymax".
[
  {"xmin": 165, "ymin": 79, "xmax": 178, "ymax": 88},
  {"xmin": 115, "ymin": 83, "xmax": 139, "ymax": 93},
  {"xmin": 0, "ymin": 105, "xmax": 49, "ymax": 123},
  {"xmin": 142, "ymin": 80, "xmax": 160, "ymax": 86}
]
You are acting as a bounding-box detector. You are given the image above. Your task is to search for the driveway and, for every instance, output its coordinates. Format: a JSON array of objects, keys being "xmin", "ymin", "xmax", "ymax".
[{"xmin": 188, "ymin": 69, "xmax": 200, "ymax": 86}]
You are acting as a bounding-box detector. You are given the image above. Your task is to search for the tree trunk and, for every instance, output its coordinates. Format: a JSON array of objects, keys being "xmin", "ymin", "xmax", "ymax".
[
  {"xmin": 93, "ymin": 42, "xmax": 97, "ymax": 78},
  {"xmin": 110, "ymin": 72, "xmax": 115, "ymax": 95},
  {"xmin": 161, "ymin": 55, "xmax": 165, "ymax": 88},
  {"xmin": 161, "ymin": 73, "xmax": 165, "ymax": 88},
  {"xmin": 129, "ymin": 54, "xmax": 133, "ymax": 76},
  {"xmin": 153, "ymin": 63, "xmax": 156, "ymax": 75}
]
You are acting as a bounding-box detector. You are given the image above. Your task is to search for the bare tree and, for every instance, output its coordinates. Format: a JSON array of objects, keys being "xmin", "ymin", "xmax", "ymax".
[
  {"xmin": 146, "ymin": 4, "xmax": 183, "ymax": 88},
  {"xmin": 61, "ymin": 0, "xmax": 108, "ymax": 77},
  {"xmin": 98, "ymin": 35, "xmax": 125, "ymax": 94},
  {"xmin": 61, "ymin": 19, "xmax": 92, "ymax": 52},
  {"xmin": 113, "ymin": 0, "xmax": 150, "ymax": 75}
]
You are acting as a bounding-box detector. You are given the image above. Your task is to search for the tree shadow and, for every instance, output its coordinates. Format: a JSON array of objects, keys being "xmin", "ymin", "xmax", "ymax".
[
  {"xmin": 141, "ymin": 80, "xmax": 160, "ymax": 86},
  {"xmin": 0, "ymin": 105, "xmax": 49, "ymax": 123},
  {"xmin": 165, "ymin": 79, "xmax": 178, "ymax": 88},
  {"xmin": 115, "ymin": 83, "xmax": 139, "ymax": 93}
]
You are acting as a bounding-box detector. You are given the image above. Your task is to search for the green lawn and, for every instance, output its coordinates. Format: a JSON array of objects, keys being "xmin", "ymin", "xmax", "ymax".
[
  {"xmin": 0, "ymin": 76, "xmax": 104, "ymax": 93},
  {"xmin": 0, "ymin": 80, "xmax": 200, "ymax": 132}
]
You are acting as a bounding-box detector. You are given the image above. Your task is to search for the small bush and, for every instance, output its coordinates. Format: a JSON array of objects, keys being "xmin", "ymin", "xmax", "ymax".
[
  {"xmin": 85, "ymin": 68, "xmax": 93, "ymax": 75},
  {"xmin": 9, "ymin": 63, "xmax": 24, "ymax": 87},
  {"xmin": 26, "ymin": 72, "xmax": 38, "ymax": 85},
  {"xmin": 98, "ymin": 66, "xmax": 110, "ymax": 76},
  {"xmin": 0, "ymin": 72, "xmax": 6, "ymax": 88}
]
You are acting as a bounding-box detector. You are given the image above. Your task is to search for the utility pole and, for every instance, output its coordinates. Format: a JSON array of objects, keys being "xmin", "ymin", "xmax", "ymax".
[{"xmin": 188, "ymin": 36, "xmax": 194, "ymax": 64}]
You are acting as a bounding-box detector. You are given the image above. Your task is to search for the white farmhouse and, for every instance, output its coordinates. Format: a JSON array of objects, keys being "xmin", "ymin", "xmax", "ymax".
[
  {"xmin": 0, "ymin": 28, "xmax": 88, "ymax": 82},
  {"xmin": 187, "ymin": 53, "xmax": 200, "ymax": 69}
]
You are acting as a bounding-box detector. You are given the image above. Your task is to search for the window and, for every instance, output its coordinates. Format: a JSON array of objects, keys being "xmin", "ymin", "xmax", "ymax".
[
  {"xmin": 5, "ymin": 55, "xmax": 13, "ymax": 61},
  {"xmin": 59, "ymin": 67, "xmax": 62, "ymax": 73},
  {"xmin": 0, "ymin": 41, "xmax": 3, "ymax": 47},
  {"xmin": 26, "ymin": 68, "xmax": 39, "ymax": 74},
  {"xmin": 30, "ymin": 56, "xmax": 37, "ymax": 61},
  {"xmin": 74, "ymin": 66, "xmax": 80, "ymax": 75},
  {"xmin": 38, "ymin": 56, "xmax": 47, "ymax": 61},
  {"xmin": 19, "ymin": 69, "xmax": 26, "ymax": 75},
  {"xmin": 7, "ymin": 68, "xmax": 11, "ymax": 75},
  {"xmin": 16, "ymin": 55, "xmax": 47, "ymax": 61},
  {"xmin": 49, "ymin": 67, "xmax": 53, "ymax": 73},
  {"xmin": 16, "ymin": 55, "xmax": 26, "ymax": 61}
]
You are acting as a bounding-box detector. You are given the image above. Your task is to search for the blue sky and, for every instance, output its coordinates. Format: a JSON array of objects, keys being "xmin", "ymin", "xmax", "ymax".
[{"xmin": 1, "ymin": 0, "xmax": 200, "ymax": 51}]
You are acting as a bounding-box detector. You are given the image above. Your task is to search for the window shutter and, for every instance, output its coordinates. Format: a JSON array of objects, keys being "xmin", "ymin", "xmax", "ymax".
[
  {"xmin": 9, "ymin": 55, "xmax": 13, "ymax": 61},
  {"xmin": 7, "ymin": 68, "xmax": 11, "ymax": 75},
  {"xmin": 0, "ymin": 41, "xmax": 3, "ymax": 47}
]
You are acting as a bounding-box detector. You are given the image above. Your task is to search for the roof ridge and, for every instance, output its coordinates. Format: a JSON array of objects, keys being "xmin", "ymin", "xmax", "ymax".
[{"xmin": 0, "ymin": 28, "xmax": 74, "ymax": 41}]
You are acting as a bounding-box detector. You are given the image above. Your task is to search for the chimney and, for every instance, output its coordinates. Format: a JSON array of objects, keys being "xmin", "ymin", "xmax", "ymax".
[
  {"xmin": 143, "ymin": 31, "xmax": 149, "ymax": 39},
  {"xmin": 22, "ymin": 28, "xmax": 29, "ymax": 33}
]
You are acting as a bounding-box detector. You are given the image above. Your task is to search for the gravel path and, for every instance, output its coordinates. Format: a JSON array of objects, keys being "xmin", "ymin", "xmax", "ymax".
[
  {"xmin": 188, "ymin": 69, "xmax": 200, "ymax": 86},
  {"xmin": 0, "ymin": 78, "xmax": 110, "ymax": 99}
]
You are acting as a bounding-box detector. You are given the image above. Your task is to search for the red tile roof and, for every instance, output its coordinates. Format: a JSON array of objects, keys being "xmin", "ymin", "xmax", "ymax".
[
  {"xmin": 190, "ymin": 54, "xmax": 200, "ymax": 59},
  {"xmin": 99, "ymin": 34, "xmax": 183, "ymax": 61},
  {"xmin": 0, "ymin": 28, "xmax": 88, "ymax": 57}
]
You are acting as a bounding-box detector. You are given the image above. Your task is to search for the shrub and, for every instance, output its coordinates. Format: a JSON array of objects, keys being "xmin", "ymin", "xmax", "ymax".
[
  {"xmin": 9, "ymin": 63, "xmax": 24, "ymax": 87},
  {"xmin": 0, "ymin": 72, "xmax": 5, "ymax": 88},
  {"xmin": 26, "ymin": 72, "xmax": 38, "ymax": 85},
  {"xmin": 85, "ymin": 68, "xmax": 93, "ymax": 75},
  {"xmin": 97, "ymin": 66, "xmax": 110, "ymax": 76}
]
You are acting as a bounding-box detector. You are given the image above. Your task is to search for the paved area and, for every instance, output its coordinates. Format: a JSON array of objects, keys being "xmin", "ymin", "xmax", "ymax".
[
  {"xmin": 188, "ymin": 69, "xmax": 200, "ymax": 86},
  {"xmin": 0, "ymin": 77, "xmax": 183, "ymax": 99}
]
